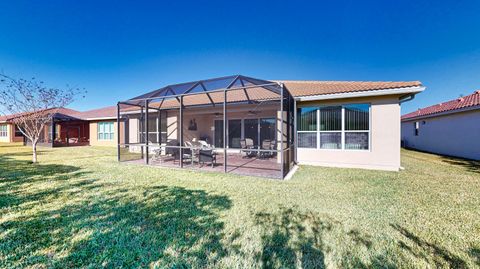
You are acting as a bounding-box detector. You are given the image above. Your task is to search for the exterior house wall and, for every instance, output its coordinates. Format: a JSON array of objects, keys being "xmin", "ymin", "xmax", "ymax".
[
  {"xmin": 401, "ymin": 109, "xmax": 480, "ymax": 160},
  {"xmin": 0, "ymin": 123, "xmax": 24, "ymax": 143},
  {"xmin": 89, "ymin": 120, "xmax": 117, "ymax": 146},
  {"xmin": 120, "ymin": 104, "xmax": 281, "ymax": 150},
  {"xmin": 11, "ymin": 124, "xmax": 24, "ymax": 142},
  {"xmin": 296, "ymin": 95, "xmax": 402, "ymax": 171},
  {"xmin": 0, "ymin": 123, "xmax": 11, "ymax": 142}
]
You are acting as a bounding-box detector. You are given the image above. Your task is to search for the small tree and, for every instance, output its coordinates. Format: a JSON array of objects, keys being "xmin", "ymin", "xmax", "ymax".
[{"xmin": 0, "ymin": 74, "xmax": 84, "ymax": 163}]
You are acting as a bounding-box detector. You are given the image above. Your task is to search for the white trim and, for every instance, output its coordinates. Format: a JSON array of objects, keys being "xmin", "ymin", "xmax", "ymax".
[
  {"xmin": 295, "ymin": 86, "xmax": 425, "ymax": 102},
  {"xmin": 283, "ymin": 165, "xmax": 299, "ymax": 180},
  {"xmin": 87, "ymin": 117, "xmax": 117, "ymax": 120},
  {"xmin": 297, "ymin": 161, "xmax": 400, "ymax": 172}
]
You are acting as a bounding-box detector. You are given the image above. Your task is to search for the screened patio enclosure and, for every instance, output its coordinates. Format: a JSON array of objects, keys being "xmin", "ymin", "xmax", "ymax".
[{"xmin": 117, "ymin": 75, "xmax": 295, "ymax": 179}]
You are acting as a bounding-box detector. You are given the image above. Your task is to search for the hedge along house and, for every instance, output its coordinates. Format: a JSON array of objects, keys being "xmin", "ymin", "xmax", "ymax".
[{"xmin": 117, "ymin": 75, "xmax": 424, "ymax": 179}]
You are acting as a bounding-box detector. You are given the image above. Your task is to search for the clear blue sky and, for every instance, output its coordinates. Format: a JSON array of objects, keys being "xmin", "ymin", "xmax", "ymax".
[{"xmin": 1, "ymin": 0, "xmax": 479, "ymax": 114}]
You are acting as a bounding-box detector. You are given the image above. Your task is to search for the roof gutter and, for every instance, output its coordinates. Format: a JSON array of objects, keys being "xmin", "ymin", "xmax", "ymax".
[
  {"xmin": 294, "ymin": 86, "xmax": 426, "ymax": 102},
  {"xmin": 399, "ymin": 93, "xmax": 415, "ymax": 104}
]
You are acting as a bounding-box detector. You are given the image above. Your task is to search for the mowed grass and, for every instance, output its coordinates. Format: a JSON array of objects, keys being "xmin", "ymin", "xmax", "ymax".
[{"xmin": 0, "ymin": 144, "xmax": 479, "ymax": 268}]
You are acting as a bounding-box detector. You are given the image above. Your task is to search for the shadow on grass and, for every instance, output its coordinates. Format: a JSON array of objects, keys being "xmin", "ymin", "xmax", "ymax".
[
  {"xmin": 0, "ymin": 155, "xmax": 92, "ymax": 210},
  {"xmin": 441, "ymin": 157, "xmax": 480, "ymax": 174},
  {"xmin": 469, "ymin": 247, "xmax": 480, "ymax": 266},
  {"xmin": 1, "ymin": 158, "xmax": 232, "ymax": 268},
  {"xmin": 391, "ymin": 224, "xmax": 468, "ymax": 268},
  {"xmin": 254, "ymin": 207, "xmax": 380, "ymax": 269}
]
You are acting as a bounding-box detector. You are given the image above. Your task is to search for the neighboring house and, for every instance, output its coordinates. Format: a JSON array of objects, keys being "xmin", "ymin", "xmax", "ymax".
[
  {"xmin": 0, "ymin": 108, "xmax": 89, "ymax": 146},
  {"xmin": 78, "ymin": 106, "xmax": 118, "ymax": 147},
  {"xmin": 0, "ymin": 106, "xmax": 122, "ymax": 147},
  {"xmin": 0, "ymin": 75, "xmax": 425, "ymax": 176},
  {"xmin": 0, "ymin": 115, "xmax": 25, "ymax": 143},
  {"xmin": 401, "ymin": 90, "xmax": 480, "ymax": 160}
]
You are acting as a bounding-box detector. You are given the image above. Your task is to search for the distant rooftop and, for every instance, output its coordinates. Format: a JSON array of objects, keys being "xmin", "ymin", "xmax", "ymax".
[{"xmin": 402, "ymin": 90, "xmax": 480, "ymax": 120}]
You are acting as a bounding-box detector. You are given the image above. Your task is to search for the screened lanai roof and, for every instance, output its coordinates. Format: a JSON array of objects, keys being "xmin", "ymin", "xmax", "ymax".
[{"xmin": 122, "ymin": 75, "xmax": 288, "ymax": 109}]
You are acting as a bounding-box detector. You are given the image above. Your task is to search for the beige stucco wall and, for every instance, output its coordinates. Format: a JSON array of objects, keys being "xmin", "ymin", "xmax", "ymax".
[
  {"xmin": 401, "ymin": 109, "xmax": 480, "ymax": 160},
  {"xmin": 89, "ymin": 120, "xmax": 117, "ymax": 147},
  {"xmin": 296, "ymin": 95, "xmax": 402, "ymax": 171}
]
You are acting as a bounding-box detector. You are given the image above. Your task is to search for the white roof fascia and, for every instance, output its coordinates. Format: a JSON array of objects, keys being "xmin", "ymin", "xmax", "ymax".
[{"xmin": 295, "ymin": 86, "xmax": 425, "ymax": 102}]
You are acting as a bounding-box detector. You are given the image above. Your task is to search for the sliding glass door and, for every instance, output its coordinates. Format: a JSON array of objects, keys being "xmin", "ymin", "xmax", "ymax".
[
  {"xmin": 228, "ymin": 120, "xmax": 242, "ymax": 148},
  {"xmin": 214, "ymin": 120, "xmax": 223, "ymax": 148},
  {"xmin": 260, "ymin": 118, "xmax": 276, "ymax": 146},
  {"xmin": 214, "ymin": 117, "xmax": 276, "ymax": 149},
  {"xmin": 244, "ymin": 119, "xmax": 259, "ymax": 147}
]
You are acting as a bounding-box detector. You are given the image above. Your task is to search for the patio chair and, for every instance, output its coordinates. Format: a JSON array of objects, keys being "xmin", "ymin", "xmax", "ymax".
[
  {"xmin": 198, "ymin": 140, "xmax": 211, "ymax": 149},
  {"xmin": 240, "ymin": 139, "xmax": 256, "ymax": 158},
  {"xmin": 183, "ymin": 141, "xmax": 195, "ymax": 164},
  {"xmin": 199, "ymin": 149, "xmax": 216, "ymax": 168},
  {"xmin": 153, "ymin": 148, "xmax": 162, "ymax": 161},
  {"xmin": 259, "ymin": 139, "xmax": 274, "ymax": 159},
  {"xmin": 164, "ymin": 139, "xmax": 180, "ymax": 162}
]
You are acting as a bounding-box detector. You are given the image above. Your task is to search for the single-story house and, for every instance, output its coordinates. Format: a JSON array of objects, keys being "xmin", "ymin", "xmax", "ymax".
[
  {"xmin": 0, "ymin": 108, "xmax": 90, "ymax": 147},
  {"xmin": 401, "ymin": 90, "xmax": 480, "ymax": 160},
  {"xmin": 116, "ymin": 75, "xmax": 425, "ymax": 178},
  {"xmin": 0, "ymin": 75, "xmax": 425, "ymax": 179},
  {"xmin": 0, "ymin": 107, "xmax": 119, "ymax": 147}
]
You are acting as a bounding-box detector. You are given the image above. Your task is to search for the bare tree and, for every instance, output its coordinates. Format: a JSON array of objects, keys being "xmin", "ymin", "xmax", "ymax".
[{"xmin": 0, "ymin": 74, "xmax": 84, "ymax": 163}]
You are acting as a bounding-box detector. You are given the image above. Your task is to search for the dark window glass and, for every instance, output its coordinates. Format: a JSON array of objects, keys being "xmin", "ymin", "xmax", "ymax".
[
  {"xmin": 14, "ymin": 125, "xmax": 23, "ymax": 137},
  {"xmin": 298, "ymin": 133, "xmax": 316, "ymax": 148},
  {"xmin": 319, "ymin": 106, "xmax": 342, "ymax": 131},
  {"xmin": 345, "ymin": 104, "xmax": 369, "ymax": 130},
  {"xmin": 297, "ymin": 107, "xmax": 317, "ymax": 131},
  {"xmin": 320, "ymin": 132, "xmax": 341, "ymax": 149},
  {"xmin": 214, "ymin": 120, "xmax": 223, "ymax": 148},
  {"xmin": 228, "ymin": 120, "xmax": 242, "ymax": 148},
  {"xmin": 244, "ymin": 119, "xmax": 259, "ymax": 147},
  {"xmin": 345, "ymin": 132, "xmax": 369, "ymax": 150},
  {"xmin": 260, "ymin": 118, "xmax": 276, "ymax": 145},
  {"xmin": 147, "ymin": 117, "xmax": 157, "ymax": 132}
]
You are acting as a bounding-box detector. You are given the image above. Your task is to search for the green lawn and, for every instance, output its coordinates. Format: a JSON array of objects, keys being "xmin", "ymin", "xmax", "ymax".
[{"xmin": 0, "ymin": 144, "xmax": 479, "ymax": 268}]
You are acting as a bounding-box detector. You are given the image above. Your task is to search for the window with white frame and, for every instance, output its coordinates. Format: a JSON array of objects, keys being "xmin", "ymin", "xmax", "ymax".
[
  {"xmin": 297, "ymin": 104, "xmax": 370, "ymax": 150},
  {"xmin": 139, "ymin": 111, "xmax": 167, "ymax": 144},
  {"xmin": 97, "ymin": 122, "xmax": 114, "ymax": 140},
  {"xmin": 0, "ymin": 124, "xmax": 7, "ymax": 137}
]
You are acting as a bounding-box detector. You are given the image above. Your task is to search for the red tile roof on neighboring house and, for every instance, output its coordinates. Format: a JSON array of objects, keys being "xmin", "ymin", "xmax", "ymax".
[
  {"xmin": 280, "ymin": 81, "xmax": 423, "ymax": 97},
  {"xmin": 0, "ymin": 107, "xmax": 82, "ymax": 122},
  {"xmin": 402, "ymin": 90, "xmax": 480, "ymax": 120},
  {"xmin": 77, "ymin": 106, "xmax": 117, "ymax": 120}
]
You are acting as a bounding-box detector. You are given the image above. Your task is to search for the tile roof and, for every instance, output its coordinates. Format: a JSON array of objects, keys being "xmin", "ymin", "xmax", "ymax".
[
  {"xmin": 280, "ymin": 80, "xmax": 423, "ymax": 97},
  {"xmin": 0, "ymin": 107, "xmax": 81, "ymax": 122},
  {"xmin": 77, "ymin": 106, "xmax": 117, "ymax": 119},
  {"xmin": 402, "ymin": 90, "xmax": 480, "ymax": 120},
  {"xmin": 119, "ymin": 80, "xmax": 423, "ymax": 110},
  {"xmin": 1, "ymin": 81, "xmax": 424, "ymax": 121}
]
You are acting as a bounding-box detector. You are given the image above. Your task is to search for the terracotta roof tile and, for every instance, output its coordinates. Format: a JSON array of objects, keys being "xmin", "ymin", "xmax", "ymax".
[
  {"xmin": 77, "ymin": 106, "xmax": 117, "ymax": 119},
  {"xmin": 280, "ymin": 80, "xmax": 422, "ymax": 97},
  {"xmin": 1, "ymin": 81, "xmax": 424, "ymax": 121},
  {"xmin": 0, "ymin": 107, "xmax": 81, "ymax": 122},
  {"xmin": 402, "ymin": 90, "xmax": 480, "ymax": 120}
]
